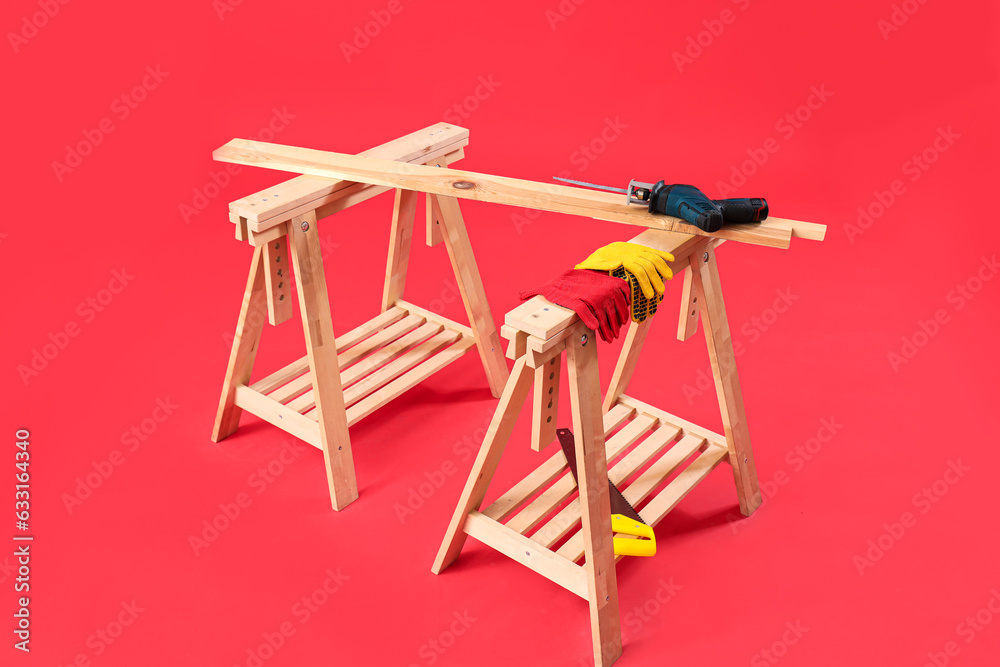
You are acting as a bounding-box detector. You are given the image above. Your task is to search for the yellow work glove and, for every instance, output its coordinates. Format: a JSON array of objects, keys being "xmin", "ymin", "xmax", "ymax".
[{"xmin": 575, "ymin": 242, "xmax": 675, "ymax": 300}]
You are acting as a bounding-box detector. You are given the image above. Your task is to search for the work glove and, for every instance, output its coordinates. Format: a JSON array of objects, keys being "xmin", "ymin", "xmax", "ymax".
[
  {"xmin": 519, "ymin": 269, "xmax": 631, "ymax": 343},
  {"xmin": 575, "ymin": 242, "xmax": 675, "ymax": 300}
]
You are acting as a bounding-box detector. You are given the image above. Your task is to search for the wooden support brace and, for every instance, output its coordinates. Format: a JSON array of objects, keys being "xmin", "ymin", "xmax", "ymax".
[
  {"xmin": 381, "ymin": 188, "xmax": 418, "ymax": 311},
  {"xmin": 602, "ymin": 317, "xmax": 652, "ymax": 413},
  {"xmin": 531, "ymin": 355, "xmax": 560, "ymax": 451},
  {"xmin": 424, "ymin": 154, "xmax": 453, "ymax": 247},
  {"xmin": 263, "ymin": 236, "xmax": 293, "ymax": 325},
  {"xmin": 431, "ymin": 194, "xmax": 509, "ymax": 398},
  {"xmin": 677, "ymin": 256, "xmax": 700, "ymax": 341},
  {"xmin": 690, "ymin": 244, "xmax": 762, "ymax": 516},
  {"xmin": 211, "ymin": 246, "xmax": 268, "ymax": 442},
  {"xmin": 288, "ymin": 211, "xmax": 358, "ymax": 511}
]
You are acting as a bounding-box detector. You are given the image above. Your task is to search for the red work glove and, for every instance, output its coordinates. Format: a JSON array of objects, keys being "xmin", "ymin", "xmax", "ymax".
[{"xmin": 519, "ymin": 269, "xmax": 632, "ymax": 343}]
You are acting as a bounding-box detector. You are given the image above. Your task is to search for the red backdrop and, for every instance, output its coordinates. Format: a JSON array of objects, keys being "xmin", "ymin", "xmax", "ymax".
[{"xmin": 5, "ymin": 0, "xmax": 999, "ymax": 665}]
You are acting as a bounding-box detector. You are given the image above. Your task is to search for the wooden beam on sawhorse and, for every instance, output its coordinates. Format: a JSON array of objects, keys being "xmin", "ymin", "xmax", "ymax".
[{"xmin": 211, "ymin": 123, "xmax": 509, "ymax": 510}]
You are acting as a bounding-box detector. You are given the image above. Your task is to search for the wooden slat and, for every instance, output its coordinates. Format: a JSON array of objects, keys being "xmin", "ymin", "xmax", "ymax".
[
  {"xmin": 463, "ymin": 511, "xmax": 588, "ymax": 599},
  {"xmin": 481, "ymin": 404, "xmax": 635, "ymax": 523},
  {"xmin": 234, "ymin": 386, "xmax": 321, "ymax": 449},
  {"xmin": 335, "ymin": 306, "xmax": 408, "ymax": 351},
  {"xmin": 342, "ymin": 322, "xmax": 444, "ymax": 394},
  {"xmin": 394, "ymin": 299, "xmax": 474, "ymax": 339},
  {"xmin": 229, "ymin": 123, "xmax": 469, "ymax": 228},
  {"xmin": 639, "ymin": 445, "xmax": 729, "ymax": 526},
  {"xmin": 556, "ymin": 434, "xmax": 705, "ymax": 563},
  {"xmin": 337, "ymin": 314, "xmax": 425, "ymax": 370},
  {"xmin": 214, "ymin": 139, "xmax": 805, "ymax": 248},
  {"xmin": 614, "ymin": 395, "xmax": 728, "ymax": 448},
  {"xmin": 342, "ymin": 327, "xmax": 459, "ymax": 406},
  {"xmin": 250, "ymin": 356, "xmax": 309, "ymax": 394},
  {"xmin": 346, "ymin": 335, "xmax": 476, "ymax": 426},
  {"xmin": 504, "ymin": 414, "xmax": 657, "ymax": 536},
  {"xmin": 267, "ymin": 371, "xmax": 313, "ymax": 405},
  {"xmin": 532, "ymin": 425, "xmax": 681, "ymax": 549}
]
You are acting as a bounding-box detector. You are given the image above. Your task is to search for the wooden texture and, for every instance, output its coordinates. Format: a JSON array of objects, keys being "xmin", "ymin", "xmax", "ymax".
[
  {"xmin": 432, "ymin": 194, "xmax": 509, "ymax": 398},
  {"xmin": 602, "ymin": 317, "xmax": 652, "ymax": 413},
  {"xmin": 262, "ymin": 236, "xmax": 293, "ymax": 326},
  {"xmin": 228, "ymin": 123, "xmax": 469, "ymax": 230},
  {"xmin": 677, "ymin": 256, "xmax": 700, "ymax": 341},
  {"xmin": 565, "ymin": 331, "xmax": 622, "ymax": 667},
  {"xmin": 288, "ymin": 211, "xmax": 358, "ymax": 511},
  {"xmin": 211, "ymin": 246, "xmax": 268, "ymax": 442},
  {"xmin": 432, "ymin": 357, "xmax": 533, "ymax": 574},
  {"xmin": 424, "ymin": 154, "xmax": 452, "ymax": 247},
  {"xmin": 381, "ymin": 189, "xmax": 418, "ymax": 311},
  {"xmin": 213, "ymin": 139, "xmax": 834, "ymax": 249},
  {"xmin": 690, "ymin": 244, "xmax": 762, "ymax": 516},
  {"xmin": 531, "ymin": 355, "xmax": 560, "ymax": 451}
]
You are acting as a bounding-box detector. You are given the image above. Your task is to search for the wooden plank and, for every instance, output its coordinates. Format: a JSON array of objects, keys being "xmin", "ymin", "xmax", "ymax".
[
  {"xmin": 342, "ymin": 327, "xmax": 458, "ymax": 406},
  {"xmin": 338, "ymin": 314, "xmax": 425, "ymax": 371},
  {"xmin": 234, "ymin": 386, "xmax": 322, "ymax": 449},
  {"xmin": 342, "ymin": 321, "xmax": 441, "ymax": 389},
  {"xmin": 531, "ymin": 355, "xmax": 561, "ymax": 452},
  {"xmin": 602, "ymin": 317, "xmax": 652, "ymax": 413},
  {"xmin": 346, "ymin": 336, "xmax": 476, "ymax": 426},
  {"xmin": 614, "ymin": 395, "xmax": 728, "ymax": 448},
  {"xmin": 504, "ymin": 296, "xmax": 577, "ymax": 340},
  {"xmin": 393, "ymin": 299, "xmax": 475, "ymax": 339},
  {"xmin": 229, "ymin": 123, "xmax": 469, "ymax": 228},
  {"xmin": 249, "ymin": 355, "xmax": 309, "ymax": 394},
  {"xmin": 214, "ymin": 140, "xmax": 804, "ymax": 248},
  {"xmin": 262, "ymin": 236, "xmax": 293, "ymax": 326},
  {"xmin": 433, "ymin": 194, "xmax": 510, "ymax": 398},
  {"xmin": 248, "ymin": 222, "xmax": 286, "ymax": 247},
  {"xmin": 677, "ymin": 257, "xmax": 700, "ymax": 341},
  {"xmin": 565, "ymin": 330, "xmax": 622, "ymax": 667},
  {"xmin": 211, "ymin": 246, "xmax": 268, "ymax": 442},
  {"xmin": 230, "ymin": 212, "xmax": 249, "ymax": 241},
  {"xmin": 640, "ymin": 445, "xmax": 730, "ymax": 526},
  {"xmin": 423, "ymin": 154, "xmax": 454, "ymax": 247},
  {"xmin": 557, "ymin": 434, "xmax": 706, "ymax": 563},
  {"xmin": 691, "ymin": 243, "xmax": 762, "ymax": 516},
  {"xmin": 463, "ymin": 511, "xmax": 588, "ymax": 599},
  {"xmin": 335, "ymin": 306, "xmax": 408, "ymax": 351},
  {"xmin": 288, "ymin": 210, "xmax": 357, "ymax": 511},
  {"xmin": 505, "ymin": 414, "xmax": 656, "ymax": 536},
  {"xmin": 481, "ymin": 404, "xmax": 635, "ymax": 523},
  {"xmin": 532, "ymin": 425, "xmax": 680, "ymax": 549},
  {"xmin": 267, "ymin": 371, "xmax": 313, "ymax": 404},
  {"xmin": 381, "ymin": 189, "xmax": 418, "ymax": 311},
  {"xmin": 433, "ymin": 357, "xmax": 534, "ymax": 574}
]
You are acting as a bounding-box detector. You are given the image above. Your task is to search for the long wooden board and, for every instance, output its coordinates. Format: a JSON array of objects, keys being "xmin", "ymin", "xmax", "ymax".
[{"xmin": 214, "ymin": 139, "xmax": 825, "ymax": 248}]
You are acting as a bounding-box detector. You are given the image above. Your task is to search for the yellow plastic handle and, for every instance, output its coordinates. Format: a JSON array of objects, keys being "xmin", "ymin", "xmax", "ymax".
[{"xmin": 611, "ymin": 514, "xmax": 656, "ymax": 557}]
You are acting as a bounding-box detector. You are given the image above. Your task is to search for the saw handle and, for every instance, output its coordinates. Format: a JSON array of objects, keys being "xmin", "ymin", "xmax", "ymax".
[{"xmin": 713, "ymin": 197, "xmax": 769, "ymax": 223}]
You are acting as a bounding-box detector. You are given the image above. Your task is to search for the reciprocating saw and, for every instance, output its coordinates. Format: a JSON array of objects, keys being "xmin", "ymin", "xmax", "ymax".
[{"xmin": 554, "ymin": 177, "xmax": 768, "ymax": 233}]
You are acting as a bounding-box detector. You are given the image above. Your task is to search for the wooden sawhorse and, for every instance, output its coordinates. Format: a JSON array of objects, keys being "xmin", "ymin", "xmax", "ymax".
[
  {"xmin": 211, "ymin": 123, "xmax": 508, "ymax": 510},
  {"xmin": 432, "ymin": 229, "xmax": 785, "ymax": 666}
]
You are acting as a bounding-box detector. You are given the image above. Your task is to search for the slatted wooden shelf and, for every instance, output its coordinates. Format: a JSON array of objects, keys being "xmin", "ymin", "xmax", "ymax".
[
  {"xmin": 233, "ymin": 302, "xmax": 475, "ymax": 449},
  {"xmin": 465, "ymin": 399, "xmax": 729, "ymax": 597}
]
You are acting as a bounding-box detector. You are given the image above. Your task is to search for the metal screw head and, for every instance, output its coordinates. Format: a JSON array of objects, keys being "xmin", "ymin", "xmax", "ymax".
[
  {"xmin": 703, "ymin": 252, "xmax": 709, "ymax": 262},
  {"xmin": 301, "ymin": 220, "xmax": 310, "ymax": 231},
  {"xmin": 580, "ymin": 334, "xmax": 589, "ymax": 346}
]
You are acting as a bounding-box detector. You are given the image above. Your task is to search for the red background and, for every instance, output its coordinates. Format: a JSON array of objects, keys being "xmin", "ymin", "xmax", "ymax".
[{"xmin": 5, "ymin": 0, "xmax": 1000, "ymax": 665}]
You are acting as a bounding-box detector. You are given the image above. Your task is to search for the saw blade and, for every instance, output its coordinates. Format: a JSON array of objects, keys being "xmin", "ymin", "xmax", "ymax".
[
  {"xmin": 552, "ymin": 176, "xmax": 628, "ymax": 194},
  {"xmin": 556, "ymin": 428, "xmax": 645, "ymax": 525}
]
